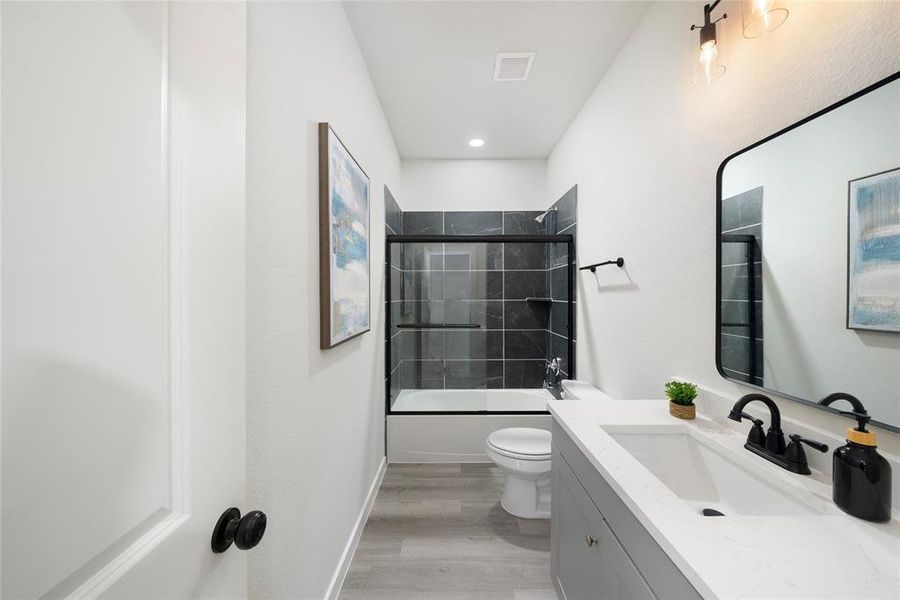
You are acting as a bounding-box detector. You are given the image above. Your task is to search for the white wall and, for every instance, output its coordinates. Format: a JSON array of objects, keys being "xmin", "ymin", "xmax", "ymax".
[
  {"xmin": 246, "ymin": 3, "xmax": 401, "ymax": 598},
  {"xmin": 546, "ymin": 1, "xmax": 900, "ymax": 450},
  {"xmin": 401, "ymin": 159, "xmax": 546, "ymax": 211},
  {"xmin": 723, "ymin": 83, "xmax": 900, "ymax": 425}
]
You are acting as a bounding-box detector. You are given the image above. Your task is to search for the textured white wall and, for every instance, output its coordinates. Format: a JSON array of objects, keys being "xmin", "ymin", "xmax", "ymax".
[
  {"xmin": 246, "ymin": 3, "xmax": 401, "ymax": 598},
  {"xmin": 723, "ymin": 84, "xmax": 900, "ymax": 424},
  {"xmin": 401, "ymin": 159, "xmax": 547, "ymax": 211},
  {"xmin": 547, "ymin": 1, "xmax": 900, "ymax": 448}
]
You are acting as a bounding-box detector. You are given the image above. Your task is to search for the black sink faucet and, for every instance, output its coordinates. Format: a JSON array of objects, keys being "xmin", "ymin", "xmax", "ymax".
[
  {"xmin": 728, "ymin": 393, "xmax": 786, "ymax": 453},
  {"xmin": 728, "ymin": 393, "xmax": 827, "ymax": 475}
]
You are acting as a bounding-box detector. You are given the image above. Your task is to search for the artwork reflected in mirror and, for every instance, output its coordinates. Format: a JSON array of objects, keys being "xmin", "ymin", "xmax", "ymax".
[
  {"xmin": 717, "ymin": 72, "xmax": 900, "ymax": 431},
  {"xmin": 847, "ymin": 168, "xmax": 900, "ymax": 333}
]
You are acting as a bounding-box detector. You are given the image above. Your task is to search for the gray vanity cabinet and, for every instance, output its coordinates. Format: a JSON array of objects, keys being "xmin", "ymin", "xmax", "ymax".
[
  {"xmin": 552, "ymin": 443, "xmax": 654, "ymax": 600},
  {"xmin": 551, "ymin": 422, "xmax": 702, "ymax": 600}
]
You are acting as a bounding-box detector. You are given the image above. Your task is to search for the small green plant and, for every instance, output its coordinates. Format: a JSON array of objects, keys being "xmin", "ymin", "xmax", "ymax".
[{"xmin": 665, "ymin": 381, "xmax": 698, "ymax": 406}]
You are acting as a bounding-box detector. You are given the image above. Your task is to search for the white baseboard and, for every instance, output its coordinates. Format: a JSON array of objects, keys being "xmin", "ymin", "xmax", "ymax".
[{"xmin": 325, "ymin": 457, "xmax": 387, "ymax": 600}]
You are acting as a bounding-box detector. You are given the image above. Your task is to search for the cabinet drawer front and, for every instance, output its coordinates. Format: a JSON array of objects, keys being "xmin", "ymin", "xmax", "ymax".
[
  {"xmin": 553, "ymin": 444, "xmax": 655, "ymax": 600},
  {"xmin": 553, "ymin": 422, "xmax": 702, "ymax": 600}
]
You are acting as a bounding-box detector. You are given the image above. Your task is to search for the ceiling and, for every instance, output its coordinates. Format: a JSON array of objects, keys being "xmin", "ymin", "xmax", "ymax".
[{"xmin": 343, "ymin": 1, "xmax": 652, "ymax": 159}]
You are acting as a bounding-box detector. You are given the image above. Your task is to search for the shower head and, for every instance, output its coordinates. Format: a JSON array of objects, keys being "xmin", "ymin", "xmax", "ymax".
[{"xmin": 534, "ymin": 207, "xmax": 557, "ymax": 224}]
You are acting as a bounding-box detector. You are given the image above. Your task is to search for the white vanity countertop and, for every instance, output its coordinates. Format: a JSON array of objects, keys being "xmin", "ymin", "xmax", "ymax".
[{"xmin": 548, "ymin": 392, "xmax": 900, "ymax": 600}]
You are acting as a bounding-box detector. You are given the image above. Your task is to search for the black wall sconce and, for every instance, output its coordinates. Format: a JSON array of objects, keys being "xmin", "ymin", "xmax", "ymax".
[{"xmin": 690, "ymin": 1, "xmax": 728, "ymax": 85}]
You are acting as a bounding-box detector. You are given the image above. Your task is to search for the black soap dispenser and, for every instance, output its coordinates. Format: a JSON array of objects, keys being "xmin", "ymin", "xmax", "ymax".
[{"xmin": 819, "ymin": 393, "xmax": 891, "ymax": 523}]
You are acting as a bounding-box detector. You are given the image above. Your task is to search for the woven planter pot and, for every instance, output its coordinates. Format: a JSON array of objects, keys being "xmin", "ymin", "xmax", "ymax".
[{"xmin": 669, "ymin": 401, "xmax": 696, "ymax": 420}]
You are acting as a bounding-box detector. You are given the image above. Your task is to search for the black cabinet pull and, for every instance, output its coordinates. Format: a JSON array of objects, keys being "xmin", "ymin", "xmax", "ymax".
[{"xmin": 212, "ymin": 507, "xmax": 267, "ymax": 553}]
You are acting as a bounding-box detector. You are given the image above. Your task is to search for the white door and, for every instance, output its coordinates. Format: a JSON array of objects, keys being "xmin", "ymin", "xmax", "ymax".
[{"xmin": 1, "ymin": 2, "xmax": 248, "ymax": 598}]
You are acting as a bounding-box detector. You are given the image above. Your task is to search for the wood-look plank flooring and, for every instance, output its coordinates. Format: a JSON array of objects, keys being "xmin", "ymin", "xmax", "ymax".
[{"xmin": 339, "ymin": 464, "xmax": 558, "ymax": 600}]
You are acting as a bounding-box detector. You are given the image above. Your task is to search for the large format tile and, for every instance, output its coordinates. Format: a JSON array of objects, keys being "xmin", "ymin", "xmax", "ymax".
[
  {"xmin": 400, "ymin": 330, "xmax": 445, "ymax": 360},
  {"xmin": 549, "ymin": 239, "xmax": 572, "ymax": 269},
  {"xmin": 550, "ymin": 186, "xmax": 577, "ymax": 233},
  {"xmin": 549, "ymin": 301, "xmax": 572, "ymax": 338},
  {"xmin": 402, "ymin": 270, "xmax": 444, "ymax": 301},
  {"xmin": 444, "ymin": 242, "xmax": 503, "ymax": 270},
  {"xmin": 444, "ymin": 211, "xmax": 503, "ymax": 235},
  {"xmin": 399, "ymin": 360, "xmax": 444, "ymax": 390},
  {"xmin": 504, "ymin": 271, "xmax": 547, "ymax": 300},
  {"xmin": 444, "ymin": 300, "xmax": 503, "ymax": 329},
  {"xmin": 505, "ymin": 330, "xmax": 546, "ymax": 359},
  {"xmin": 504, "ymin": 242, "xmax": 547, "ymax": 270},
  {"xmin": 444, "ymin": 271, "xmax": 503, "ymax": 300},
  {"xmin": 404, "ymin": 211, "xmax": 443, "ymax": 235},
  {"xmin": 503, "ymin": 211, "xmax": 545, "ymax": 235},
  {"xmin": 550, "ymin": 265, "xmax": 568, "ymax": 300},
  {"xmin": 445, "ymin": 330, "xmax": 503, "ymax": 360},
  {"xmin": 385, "ymin": 186, "xmax": 402, "ymax": 235},
  {"xmin": 504, "ymin": 360, "xmax": 546, "ymax": 388},
  {"xmin": 403, "ymin": 242, "xmax": 445, "ymax": 271},
  {"xmin": 445, "ymin": 360, "xmax": 504, "ymax": 389},
  {"xmin": 721, "ymin": 185, "xmax": 763, "ymax": 231},
  {"xmin": 504, "ymin": 300, "xmax": 550, "ymax": 330}
]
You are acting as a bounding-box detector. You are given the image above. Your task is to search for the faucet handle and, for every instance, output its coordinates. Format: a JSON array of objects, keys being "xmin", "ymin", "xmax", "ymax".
[
  {"xmin": 731, "ymin": 411, "xmax": 766, "ymax": 446},
  {"xmin": 789, "ymin": 434, "xmax": 828, "ymax": 453},
  {"xmin": 785, "ymin": 435, "xmax": 828, "ymax": 475}
]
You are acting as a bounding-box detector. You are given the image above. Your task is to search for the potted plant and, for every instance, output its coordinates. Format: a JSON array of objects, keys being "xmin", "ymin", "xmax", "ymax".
[{"xmin": 665, "ymin": 381, "xmax": 697, "ymax": 420}]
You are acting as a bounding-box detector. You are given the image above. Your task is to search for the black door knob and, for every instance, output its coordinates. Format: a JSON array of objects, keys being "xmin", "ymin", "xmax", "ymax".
[{"xmin": 211, "ymin": 507, "xmax": 267, "ymax": 553}]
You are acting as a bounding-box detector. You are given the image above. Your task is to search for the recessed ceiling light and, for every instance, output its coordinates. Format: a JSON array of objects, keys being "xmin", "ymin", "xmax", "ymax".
[{"xmin": 468, "ymin": 138, "xmax": 485, "ymax": 148}]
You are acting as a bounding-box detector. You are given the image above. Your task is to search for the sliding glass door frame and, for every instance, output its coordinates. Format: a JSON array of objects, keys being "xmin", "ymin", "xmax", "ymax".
[{"xmin": 384, "ymin": 233, "xmax": 575, "ymax": 416}]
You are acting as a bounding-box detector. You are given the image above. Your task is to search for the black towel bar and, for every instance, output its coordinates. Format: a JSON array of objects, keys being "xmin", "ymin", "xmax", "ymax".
[{"xmin": 579, "ymin": 257, "xmax": 624, "ymax": 272}]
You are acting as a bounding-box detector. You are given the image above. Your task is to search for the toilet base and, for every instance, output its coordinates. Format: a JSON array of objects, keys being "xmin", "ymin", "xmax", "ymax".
[{"xmin": 499, "ymin": 472, "xmax": 551, "ymax": 519}]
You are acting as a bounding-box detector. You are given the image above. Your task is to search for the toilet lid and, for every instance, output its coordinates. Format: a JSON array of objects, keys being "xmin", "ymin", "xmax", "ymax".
[{"xmin": 488, "ymin": 428, "xmax": 551, "ymax": 458}]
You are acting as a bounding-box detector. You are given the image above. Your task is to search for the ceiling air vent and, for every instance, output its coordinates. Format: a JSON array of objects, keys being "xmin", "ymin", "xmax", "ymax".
[{"xmin": 493, "ymin": 52, "xmax": 535, "ymax": 82}]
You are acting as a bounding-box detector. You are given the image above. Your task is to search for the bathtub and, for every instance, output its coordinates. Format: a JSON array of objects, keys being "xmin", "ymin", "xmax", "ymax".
[{"xmin": 387, "ymin": 388, "xmax": 553, "ymax": 463}]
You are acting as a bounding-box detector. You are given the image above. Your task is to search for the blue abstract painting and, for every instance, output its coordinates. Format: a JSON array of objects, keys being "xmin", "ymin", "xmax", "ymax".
[
  {"xmin": 848, "ymin": 167, "xmax": 900, "ymax": 333},
  {"xmin": 324, "ymin": 126, "xmax": 369, "ymax": 347}
]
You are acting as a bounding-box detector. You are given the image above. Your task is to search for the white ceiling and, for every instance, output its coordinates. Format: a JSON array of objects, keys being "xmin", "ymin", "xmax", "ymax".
[{"xmin": 343, "ymin": 1, "xmax": 652, "ymax": 159}]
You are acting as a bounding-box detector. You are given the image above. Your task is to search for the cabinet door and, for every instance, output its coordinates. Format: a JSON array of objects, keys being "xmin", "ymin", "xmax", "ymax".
[{"xmin": 552, "ymin": 451, "xmax": 655, "ymax": 600}]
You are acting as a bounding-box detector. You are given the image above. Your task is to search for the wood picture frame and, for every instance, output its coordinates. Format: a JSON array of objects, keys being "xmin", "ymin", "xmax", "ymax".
[{"xmin": 319, "ymin": 122, "xmax": 371, "ymax": 349}]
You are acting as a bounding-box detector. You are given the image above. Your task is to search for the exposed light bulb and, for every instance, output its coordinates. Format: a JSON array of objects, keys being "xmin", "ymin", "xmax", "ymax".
[
  {"xmin": 752, "ymin": 0, "xmax": 774, "ymax": 16},
  {"xmin": 699, "ymin": 40, "xmax": 718, "ymax": 67},
  {"xmin": 468, "ymin": 138, "xmax": 485, "ymax": 148},
  {"xmin": 698, "ymin": 40, "xmax": 719, "ymax": 83},
  {"xmin": 742, "ymin": 0, "xmax": 788, "ymax": 38},
  {"xmin": 753, "ymin": 0, "xmax": 774, "ymax": 29}
]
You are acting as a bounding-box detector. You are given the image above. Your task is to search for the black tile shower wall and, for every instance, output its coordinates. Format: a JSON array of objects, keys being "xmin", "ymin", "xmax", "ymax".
[
  {"xmin": 385, "ymin": 201, "xmax": 577, "ymax": 400},
  {"xmin": 545, "ymin": 186, "xmax": 577, "ymax": 376},
  {"xmin": 503, "ymin": 211, "xmax": 546, "ymax": 235},
  {"xmin": 385, "ymin": 186, "xmax": 402, "ymax": 236},
  {"xmin": 444, "ymin": 211, "xmax": 503, "ymax": 235},
  {"xmin": 720, "ymin": 186, "xmax": 763, "ymax": 386},
  {"xmin": 403, "ymin": 211, "xmax": 443, "ymax": 235},
  {"xmin": 385, "ymin": 186, "xmax": 404, "ymax": 405}
]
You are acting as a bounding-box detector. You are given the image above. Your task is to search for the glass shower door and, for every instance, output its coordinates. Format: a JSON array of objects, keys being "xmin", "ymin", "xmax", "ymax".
[{"xmin": 386, "ymin": 235, "xmax": 573, "ymax": 413}]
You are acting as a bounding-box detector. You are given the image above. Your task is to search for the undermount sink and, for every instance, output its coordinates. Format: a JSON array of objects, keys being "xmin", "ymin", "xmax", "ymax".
[{"xmin": 604, "ymin": 427, "xmax": 826, "ymax": 517}]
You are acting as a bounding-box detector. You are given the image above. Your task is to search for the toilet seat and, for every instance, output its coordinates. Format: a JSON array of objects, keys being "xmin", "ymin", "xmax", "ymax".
[
  {"xmin": 487, "ymin": 428, "xmax": 551, "ymax": 461},
  {"xmin": 485, "ymin": 427, "xmax": 552, "ymax": 519}
]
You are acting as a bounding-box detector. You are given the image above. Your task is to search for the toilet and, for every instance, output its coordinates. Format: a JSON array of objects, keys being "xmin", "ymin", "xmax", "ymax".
[{"xmin": 486, "ymin": 427, "xmax": 552, "ymax": 519}]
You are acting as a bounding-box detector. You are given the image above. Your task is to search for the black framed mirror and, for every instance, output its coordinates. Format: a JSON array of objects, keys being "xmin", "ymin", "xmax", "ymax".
[{"xmin": 716, "ymin": 71, "xmax": 900, "ymax": 433}]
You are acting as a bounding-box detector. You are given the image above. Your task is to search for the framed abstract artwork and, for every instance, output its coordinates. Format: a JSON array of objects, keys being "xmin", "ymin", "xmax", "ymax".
[
  {"xmin": 319, "ymin": 123, "xmax": 370, "ymax": 348},
  {"xmin": 847, "ymin": 167, "xmax": 900, "ymax": 333}
]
